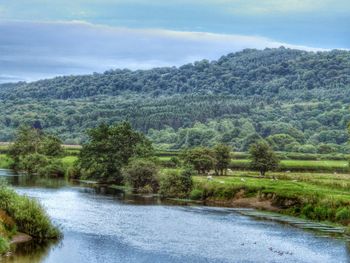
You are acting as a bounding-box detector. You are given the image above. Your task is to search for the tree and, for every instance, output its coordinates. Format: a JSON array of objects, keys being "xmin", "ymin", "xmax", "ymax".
[
  {"xmin": 77, "ymin": 122, "xmax": 153, "ymax": 182},
  {"xmin": 159, "ymin": 167, "xmax": 194, "ymax": 198},
  {"xmin": 249, "ymin": 140, "xmax": 279, "ymax": 176},
  {"xmin": 213, "ymin": 144, "xmax": 231, "ymax": 175},
  {"xmin": 8, "ymin": 126, "xmax": 42, "ymax": 165},
  {"xmin": 8, "ymin": 126, "xmax": 64, "ymax": 175},
  {"xmin": 123, "ymin": 159, "xmax": 159, "ymax": 193},
  {"xmin": 39, "ymin": 135, "xmax": 63, "ymax": 157},
  {"xmin": 182, "ymin": 147, "xmax": 215, "ymax": 174}
]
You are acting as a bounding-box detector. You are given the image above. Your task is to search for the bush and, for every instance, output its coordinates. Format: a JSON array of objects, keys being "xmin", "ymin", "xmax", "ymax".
[
  {"xmin": 159, "ymin": 168, "xmax": 194, "ymax": 198},
  {"xmin": 0, "ymin": 181, "xmax": 60, "ymax": 239},
  {"xmin": 0, "ymin": 236, "xmax": 9, "ymax": 254},
  {"xmin": 164, "ymin": 156, "xmax": 181, "ymax": 168},
  {"xmin": 123, "ymin": 159, "xmax": 159, "ymax": 193},
  {"xmin": 20, "ymin": 153, "xmax": 48, "ymax": 174},
  {"xmin": 37, "ymin": 159, "xmax": 65, "ymax": 177},
  {"xmin": 335, "ymin": 207, "xmax": 350, "ymax": 223},
  {"xmin": 190, "ymin": 188, "xmax": 203, "ymax": 200}
]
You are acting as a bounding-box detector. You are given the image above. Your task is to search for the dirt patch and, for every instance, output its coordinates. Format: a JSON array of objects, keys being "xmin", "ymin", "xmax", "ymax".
[
  {"xmin": 231, "ymin": 197, "xmax": 280, "ymax": 212},
  {"xmin": 10, "ymin": 233, "xmax": 32, "ymax": 244}
]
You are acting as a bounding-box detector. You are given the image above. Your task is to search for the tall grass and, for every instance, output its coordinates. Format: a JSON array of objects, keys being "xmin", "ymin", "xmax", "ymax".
[{"xmin": 0, "ymin": 181, "xmax": 60, "ymax": 239}]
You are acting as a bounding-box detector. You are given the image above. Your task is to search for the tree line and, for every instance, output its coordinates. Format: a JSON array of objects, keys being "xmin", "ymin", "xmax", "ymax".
[
  {"xmin": 1, "ymin": 47, "xmax": 349, "ymax": 152},
  {"xmin": 8, "ymin": 123, "xmax": 280, "ymax": 198}
]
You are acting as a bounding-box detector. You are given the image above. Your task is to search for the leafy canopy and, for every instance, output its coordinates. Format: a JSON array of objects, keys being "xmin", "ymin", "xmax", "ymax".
[
  {"xmin": 249, "ymin": 140, "xmax": 279, "ymax": 176},
  {"xmin": 77, "ymin": 122, "xmax": 153, "ymax": 182}
]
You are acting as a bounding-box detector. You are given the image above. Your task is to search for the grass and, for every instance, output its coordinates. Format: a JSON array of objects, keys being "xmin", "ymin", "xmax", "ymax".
[
  {"xmin": 0, "ymin": 181, "xmax": 61, "ymax": 240},
  {"xmin": 230, "ymin": 159, "xmax": 349, "ymax": 172},
  {"xmin": 61, "ymin": 156, "xmax": 78, "ymax": 166},
  {"xmin": 192, "ymin": 170, "xmax": 350, "ymax": 226},
  {"xmin": 0, "ymin": 154, "xmax": 13, "ymax": 169}
]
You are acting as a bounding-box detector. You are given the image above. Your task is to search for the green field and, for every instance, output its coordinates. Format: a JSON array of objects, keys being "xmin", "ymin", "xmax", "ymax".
[
  {"xmin": 191, "ymin": 170, "xmax": 350, "ymax": 226},
  {"xmin": 194, "ymin": 171, "xmax": 350, "ymax": 202},
  {"xmin": 231, "ymin": 159, "xmax": 348, "ymax": 169},
  {"xmin": 159, "ymin": 155, "xmax": 350, "ymax": 172}
]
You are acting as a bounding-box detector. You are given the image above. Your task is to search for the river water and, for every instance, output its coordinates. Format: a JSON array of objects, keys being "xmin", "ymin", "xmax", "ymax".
[{"xmin": 1, "ymin": 169, "xmax": 349, "ymax": 263}]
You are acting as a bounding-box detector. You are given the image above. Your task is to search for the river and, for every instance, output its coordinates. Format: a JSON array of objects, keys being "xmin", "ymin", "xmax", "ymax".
[{"xmin": 1, "ymin": 169, "xmax": 349, "ymax": 263}]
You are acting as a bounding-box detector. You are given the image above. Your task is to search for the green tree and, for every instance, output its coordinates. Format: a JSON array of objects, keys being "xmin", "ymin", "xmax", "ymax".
[
  {"xmin": 8, "ymin": 126, "xmax": 64, "ymax": 175},
  {"xmin": 39, "ymin": 135, "xmax": 63, "ymax": 157},
  {"xmin": 8, "ymin": 126, "xmax": 42, "ymax": 165},
  {"xmin": 77, "ymin": 122, "xmax": 153, "ymax": 182},
  {"xmin": 159, "ymin": 167, "xmax": 194, "ymax": 198},
  {"xmin": 213, "ymin": 144, "xmax": 231, "ymax": 175},
  {"xmin": 249, "ymin": 140, "xmax": 279, "ymax": 176},
  {"xmin": 183, "ymin": 147, "xmax": 215, "ymax": 174},
  {"xmin": 123, "ymin": 159, "xmax": 159, "ymax": 193}
]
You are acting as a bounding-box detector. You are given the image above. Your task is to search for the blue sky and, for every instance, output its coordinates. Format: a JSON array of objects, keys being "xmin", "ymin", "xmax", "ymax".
[{"xmin": 0, "ymin": 0, "xmax": 349, "ymax": 82}]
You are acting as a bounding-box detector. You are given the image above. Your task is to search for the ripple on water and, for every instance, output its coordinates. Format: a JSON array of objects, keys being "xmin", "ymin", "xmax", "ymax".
[{"xmin": 12, "ymin": 186, "xmax": 350, "ymax": 263}]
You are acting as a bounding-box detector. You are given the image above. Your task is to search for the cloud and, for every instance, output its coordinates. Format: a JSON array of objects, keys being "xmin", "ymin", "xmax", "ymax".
[{"xmin": 0, "ymin": 20, "xmax": 329, "ymax": 83}]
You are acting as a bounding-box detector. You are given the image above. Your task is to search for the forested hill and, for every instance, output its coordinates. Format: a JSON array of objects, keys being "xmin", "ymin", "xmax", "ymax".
[
  {"xmin": 1, "ymin": 47, "xmax": 349, "ymax": 100},
  {"xmin": 1, "ymin": 47, "xmax": 350, "ymax": 153}
]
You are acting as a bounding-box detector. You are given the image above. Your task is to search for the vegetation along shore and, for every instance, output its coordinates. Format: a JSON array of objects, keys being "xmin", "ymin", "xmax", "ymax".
[{"xmin": 0, "ymin": 123, "xmax": 349, "ymax": 243}]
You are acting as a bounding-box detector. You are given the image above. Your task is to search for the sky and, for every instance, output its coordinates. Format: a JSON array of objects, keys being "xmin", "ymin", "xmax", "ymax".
[{"xmin": 0, "ymin": 0, "xmax": 349, "ymax": 83}]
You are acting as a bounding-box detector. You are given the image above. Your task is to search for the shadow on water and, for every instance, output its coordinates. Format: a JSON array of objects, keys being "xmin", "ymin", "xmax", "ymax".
[{"xmin": 3, "ymin": 239, "xmax": 60, "ymax": 263}]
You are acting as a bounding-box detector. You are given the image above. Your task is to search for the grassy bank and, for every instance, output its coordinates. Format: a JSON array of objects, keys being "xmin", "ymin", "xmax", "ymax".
[
  {"xmin": 191, "ymin": 171, "xmax": 350, "ymax": 228},
  {"xmin": 0, "ymin": 182, "xmax": 60, "ymax": 254},
  {"xmin": 1, "ymin": 152, "xmax": 349, "ymax": 230}
]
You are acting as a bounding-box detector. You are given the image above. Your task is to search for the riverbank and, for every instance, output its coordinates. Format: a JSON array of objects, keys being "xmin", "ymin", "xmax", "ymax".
[
  {"xmin": 0, "ymin": 181, "xmax": 61, "ymax": 255},
  {"xmin": 1, "ymin": 152, "xmax": 350, "ymax": 231},
  {"xmin": 191, "ymin": 171, "xmax": 350, "ymax": 230},
  {"xmin": 72, "ymin": 168, "xmax": 350, "ymax": 233}
]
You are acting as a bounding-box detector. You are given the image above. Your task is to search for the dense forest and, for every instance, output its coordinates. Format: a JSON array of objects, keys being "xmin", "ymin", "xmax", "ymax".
[{"xmin": 0, "ymin": 47, "xmax": 350, "ymax": 152}]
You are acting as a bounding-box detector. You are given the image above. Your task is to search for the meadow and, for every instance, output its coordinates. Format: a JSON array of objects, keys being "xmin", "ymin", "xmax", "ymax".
[{"xmin": 191, "ymin": 170, "xmax": 350, "ymax": 227}]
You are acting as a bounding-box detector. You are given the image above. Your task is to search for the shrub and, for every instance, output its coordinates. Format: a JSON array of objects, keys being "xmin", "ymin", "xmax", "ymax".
[
  {"xmin": 190, "ymin": 188, "xmax": 203, "ymax": 200},
  {"xmin": 335, "ymin": 207, "xmax": 350, "ymax": 223},
  {"xmin": 123, "ymin": 159, "xmax": 159, "ymax": 193},
  {"xmin": 0, "ymin": 236, "xmax": 9, "ymax": 254},
  {"xmin": 20, "ymin": 153, "xmax": 48, "ymax": 174},
  {"xmin": 159, "ymin": 168, "xmax": 194, "ymax": 198},
  {"xmin": 37, "ymin": 159, "xmax": 65, "ymax": 177},
  {"xmin": 164, "ymin": 156, "xmax": 181, "ymax": 168}
]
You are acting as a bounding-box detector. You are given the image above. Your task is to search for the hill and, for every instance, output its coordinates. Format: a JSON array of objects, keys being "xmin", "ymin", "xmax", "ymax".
[{"xmin": 0, "ymin": 47, "xmax": 350, "ymax": 152}]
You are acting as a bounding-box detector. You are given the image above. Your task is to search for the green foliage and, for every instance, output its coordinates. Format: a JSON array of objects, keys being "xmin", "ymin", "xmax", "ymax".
[
  {"xmin": 249, "ymin": 140, "xmax": 279, "ymax": 176},
  {"xmin": 163, "ymin": 156, "xmax": 181, "ymax": 168},
  {"xmin": 335, "ymin": 207, "xmax": 350, "ymax": 223},
  {"xmin": 213, "ymin": 144, "xmax": 231, "ymax": 175},
  {"xmin": 0, "ymin": 154, "xmax": 13, "ymax": 169},
  {"xmin": 20, "ymin": 153, "xmax": 49, "ymax": 174},
  {"xmin": 193, "ymin": 171, "xmax": 350, "ymax": 225},
  {"xmin": 0, "ymin": 236, "xmax": 9, "ymax": 254},
  {"xmin": 0, "ymin": 48, "xmax": 350, "ymax": 152},
  {"xmin": 39, "ymin": 135, "xmax": 64, "ymax": 157},
  {"xmin": 183, "ymin": 147, "xmax": 216, "ymax": 174},
  {"xmin": 159, "ymin": 167, "xmax": 194, "ymax": 198},
  {"xmin": 189, "ymin": 188, "xmax": 204, "ymax": 200},
  {"xmin": 7, "ymin": 126, "xmax": 64, "ymax": 176},
  {"xmin": 77, "ymin": 122, "xmax": 153, "ymax": 182},
  {"xmin": 122, "ymin": 159, "xmax": 159, "ymax": 193},
  {"xmin": 0, "ymin": 181, "xmax": 60, "ymax": 239}
]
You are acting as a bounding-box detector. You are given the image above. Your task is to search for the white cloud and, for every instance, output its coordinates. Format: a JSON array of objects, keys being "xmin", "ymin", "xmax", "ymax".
[
  {"xmin": 224, "ymin": 0, "xmax": 349, "ymax": 15},
  {"xmin": 0, "ymin": 20, "xmax": 328, "ymax": 83}
]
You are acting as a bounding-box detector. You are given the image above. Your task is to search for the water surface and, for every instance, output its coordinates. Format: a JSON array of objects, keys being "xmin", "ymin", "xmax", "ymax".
[{"xmin": 1, "ymin": 169, "xmax": 349, "ymax": 263}]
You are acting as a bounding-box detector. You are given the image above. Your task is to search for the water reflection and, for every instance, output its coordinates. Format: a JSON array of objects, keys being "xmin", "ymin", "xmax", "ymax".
[
  {"xmin": 1, "ymin": 170, "xmax": 349, "ymax": 263},
  {"xmin": 4, "ymin": 239, "xmax": 60, "ymax": 263}
]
